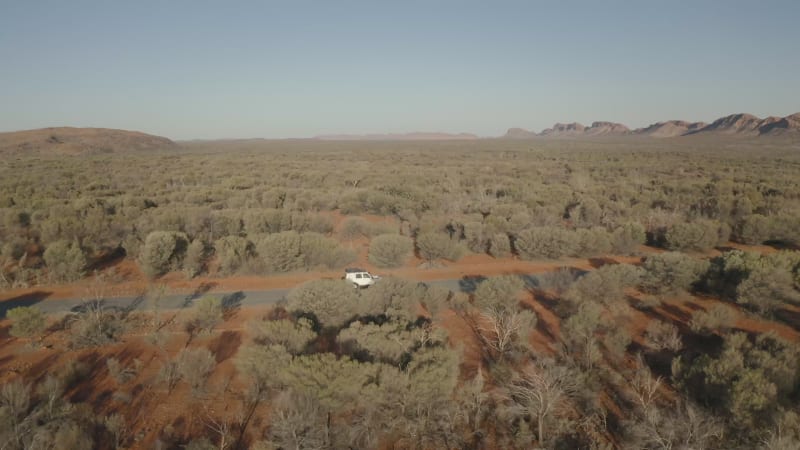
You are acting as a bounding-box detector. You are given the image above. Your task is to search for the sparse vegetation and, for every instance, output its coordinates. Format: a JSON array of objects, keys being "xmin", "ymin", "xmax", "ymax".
[{"xmin": 1, "ymin": 139, "xmax": 800, "ymax": 449}]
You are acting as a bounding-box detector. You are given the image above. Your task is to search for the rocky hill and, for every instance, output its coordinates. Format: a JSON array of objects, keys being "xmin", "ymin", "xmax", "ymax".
[
  {"xmin": 635, "ymin": 120, "xmax": 708, "ymax": 138},
  {"xmin": 504, "ymin": 112, "xmax": 800, "ymax": 139},
  {"xmin": 0, "ymin": 127, "xmax": 177, "ymax": 156}
]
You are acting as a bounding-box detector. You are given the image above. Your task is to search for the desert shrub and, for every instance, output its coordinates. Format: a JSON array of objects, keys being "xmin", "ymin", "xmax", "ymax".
[
  {"xmin": 560, "ymin": 302, "xmax": 603, "ymax": 369},
  {"xmin": 644, "ymin": 320, "xmax": 683, "ymax": 352},
  {"xmin": 640, "ymin": 252, "xmax": 710, "ymax": 296},
  {"xmin": 104, "ymin": 413, "xmax": 127, "ymax": 449},
  {"xmin": 538, "ymin": 267, "xmax": 578, "ymax": 295},
  {"xmin": 462, "ymin": 221, "xmax": 488, "ymax": 253},
  {"xmin": 43, "ymin": 239, "xmax": 86, "ymax": 282},
  {"xmin": 106, "ymin": 358, "xmax": 136, "ymax": 385},
  {"xmin": 488, "ymin": 233, "xmax": 511, "ymax": 258},
  {"xmin": 337, "ymin": 320, "xmax": 420, "ymax": 365},
  {"xmin": 574, "ymin": 227, "xmax": 613, "ymax": 257},
  {"xmin": 176, "ymin": 347, "xmax": 216, "ymax": 394},
  {"xmin": 287, "ymin": 279, "xmax": 360, "ymax": 328},
  {"xmin": 735, "ymin": 214, "xmax": 772, "ymax": 244},
  {"xmin": 295, "ymin": 213, "xmax": 335, "ymax": 234},
  {"xmin": 565, "ymin": 264, "xmax": 641, "ymax": 307},
  {"xmin": 515, "ymin": 227, "xmax": 576, "ymax": 260},
  {"xmin": 340, "ymin": 217, "xmax": 371, "ymax": 240},
  {"xmin": 139, "ymin": 231, "xmax": 189, "ymax": 278},
  {"xmin": 736, "ymin": 266, "xmax": 800, "ymax": 316},
  {"xmin": 214, "ymin": 235, "xmax": 252, "ymax": 274},
  {"xmin": 368, "ymin": 234, "xmax": 413, "ymax": 268},
  {"xmin": 612, "ymin": 222, "xmax": 646, "ymax": 255},
  {"xmin": 183, "ymin": 239, "xmax": 205, "ymax": 277},
  {"xmin": 7, "ymin": 306, "xmax": 46, "ymax": 343},
  {"xmin": 299, "ymin": 232, "xmax": 355, "ymax": 270},
  {"xmin": 689, "ymin": 304, "xmax": 736, "ymax": 335},
  {"xmin": 256, "ymin": 231, "xmax": 353, "ymax": 272},
  {"xmin": 472, "ymin": 276, "xmax": 535, "ymax": 360},
  {"xmin": 416, "ymin": 231, "xmax": 464, "ymax": 263},
  {"xmin": 568, "ymin": 198, "xmax": 603, "ymax": 228},
  {"xmin": 261, "ymin": 392, "xmax": 327, "ymax": 450},
  {"xmin": 254, "ymin": 231, "xmax": 302, "ymax": 272},
  {"xmin": 248, "ymin": 317, "xmax": 316, "ymax": 354},
  {"xmin": 188, "ymin": 296, "xmax": 223, "ymax": 334},
  {"xmin": 69, "ymin": 302, "xmax": 125, "ymax": 348},
  {"xmin": 473, "ymin": 276, "xmax": 524, "ymax": 311},
  {"xmin": 665, "ymin": 220, "xmax": 724, "ymax": 251},
  {"xmin": 674, "ymin": 332, "xmax": 800, "ymax": 429}
]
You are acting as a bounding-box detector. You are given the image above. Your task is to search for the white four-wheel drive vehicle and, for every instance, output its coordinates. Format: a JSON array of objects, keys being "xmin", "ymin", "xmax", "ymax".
[{"xmin": 344, "ymin": 268, "xmax": 380, "ymax": 288}]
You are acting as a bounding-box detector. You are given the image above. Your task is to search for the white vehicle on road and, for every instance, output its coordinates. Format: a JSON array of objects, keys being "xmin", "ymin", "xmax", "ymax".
[{"xmin": 344, "ymin": 268, "xmax": 380, "ymax": 288}]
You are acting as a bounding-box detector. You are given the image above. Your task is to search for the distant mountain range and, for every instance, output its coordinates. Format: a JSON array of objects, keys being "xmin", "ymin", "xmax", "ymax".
[
  {"xmin": 504, "ymin": 112, "xmax": 800, "ymax": 139},
  {"xmin": 1, "ymin": 112, "xmax": 797, "ymax": 156}
]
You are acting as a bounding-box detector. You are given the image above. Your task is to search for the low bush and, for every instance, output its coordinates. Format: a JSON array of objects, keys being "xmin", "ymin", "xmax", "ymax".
[{"xmin": 368, "ymin": 234, "xmax": 413, "ymax": 268}]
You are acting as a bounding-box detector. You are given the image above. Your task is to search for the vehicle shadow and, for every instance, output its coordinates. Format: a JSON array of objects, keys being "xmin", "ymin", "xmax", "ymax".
[{"xmin": 0, "ymin": 291, "xmax": 52, "ymax": 318}]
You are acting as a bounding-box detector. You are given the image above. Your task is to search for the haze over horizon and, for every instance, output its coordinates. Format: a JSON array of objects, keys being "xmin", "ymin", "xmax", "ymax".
[{"xmin": 1, "ymin": 0, "xmax": 799, "ymax": 140}]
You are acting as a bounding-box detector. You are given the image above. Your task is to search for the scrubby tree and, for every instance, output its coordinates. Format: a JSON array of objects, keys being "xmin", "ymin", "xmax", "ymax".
[
  {"xmin": 43, "ymin": 239, "xmax": 86, "ymax": 282},
  {"xmin": 287, "ymin": 279, "xmax": 360, "ymax": 329},
  {"xmin": 665, "ymin": 220, "xmax": 724, "ymax": 252},
  {"xmin": 515, "ymin": 227, "xmax": 576, "ymax": 260},
  {"xmin": 505, "ymin": 358, "xmax": 578, "ymax": 447},
  {"xmin": 183, "ymin": 239, "xmax": 205, "ymax": 278},
  {"xmin": 612, "ymin": 222, "xmax": 646, "ymax": 255},
  {"xmin": 139, "ymin": 231, "xmax": 188, "ymax": 278},
  {"xmin": 574, "ymin": 227, "xmax": 613, "ymax": 257},
  {"xmin": 369, "ymin": 234, "xmax": 414, "ymax": 268},
  {"xmin": 248, "ymin": 317, "xmax": 316, "ymax": 354},
  {"xmin": 416, "ymin": 231, "xmax": 464, "ymax": 264},
  {"xmin": 736, "ymin": 266, "xmax": 800, "ymax": 316},
  {"xmin": 736, "ymin": 214, "xmax": 772, "ymax": 244},
  {"xmin": 689, "ymin": 304, "xmax": 737, "ymax": 335},
  {"xmin": 488, "ymin": 233, "xmax": 511, "ymax": 258},
  {"xmin": 565, "ymin": 264, "xmax": 641, "ymax": 308},
  {"xmin": 640, "ymin": 252, "xmax": 709, "ymax": 296},
  {"xmin": 7, "ymin": 306, "xmax": 47, "ymax": 345},
  {"xmin": 644, "ymin": 320, "xmax": 683, "ymax": 352},
  {"xmin": 473, "ymin": 276, "xmax": 536, "ymax": 360},
  {"xmin": 188, "ymin": 296, "xmax": 223, "ymax": 334},
  {"xmin": 214, "ymin": 235, "xmax": 252, "ymax": 274},
  {"xmin": 176, "ymin": 347, "xmax": 216, "ymax": 395}
]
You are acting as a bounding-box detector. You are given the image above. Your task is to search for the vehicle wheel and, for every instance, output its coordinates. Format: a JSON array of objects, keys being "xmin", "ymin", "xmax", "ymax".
[{"xmin": 353, "ymin": 283, "xmax": 359, "ymax": 289}]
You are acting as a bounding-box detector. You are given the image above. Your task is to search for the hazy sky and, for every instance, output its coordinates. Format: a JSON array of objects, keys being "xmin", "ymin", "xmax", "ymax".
[{"xmin": 1, "ymin": 1, "xmax": 799, "ymax": 139}]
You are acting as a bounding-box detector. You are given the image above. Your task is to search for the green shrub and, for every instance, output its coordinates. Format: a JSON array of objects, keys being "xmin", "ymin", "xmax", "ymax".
[
  {"xmin": 665, "ymin": 220, "xmax": 724, "ymax": 251},
  {"xmin": 416, "ymin": 231, "xmax": 465, "ymax": 263},
  {"xmin": 7, "ymin": 306, "xmax": 46, "ymax": 343},
  {"xmin": 368, "ymin": 234, "xmax": 413, "ymax": 268},
  {"xmin": 488, "ymin": 233, "xmax": 511, "ymax": 258},
  {"xmin": 214, "ymin": 235, "xmax": 252, "ymax": 274},
  {"xmin": 139, "ymin": 231, "xmax": 189, "ymax": 278},
  {"xmin": 640, "ymin": 252, "xmax": 709, "ymax": 296},
  {"xmin": 515, "ymin": 227, "xmax": 576, "ymax": 260},
  {"xmin": 612, "ymin": 222, "xmax": 646, "ymax": 255},
  {"xmin": 43, "ymin": 240, "xmax": 86, "ymax": 282},
  {"xmin": 287, "ymin": 279, "xmax": 360, "ymax": 328}
]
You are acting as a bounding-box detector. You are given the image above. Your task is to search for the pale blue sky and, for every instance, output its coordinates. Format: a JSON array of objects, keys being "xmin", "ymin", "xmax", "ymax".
[{"xmin": 1, "ymin": 1, "xmax": 798, "ymax": 139}]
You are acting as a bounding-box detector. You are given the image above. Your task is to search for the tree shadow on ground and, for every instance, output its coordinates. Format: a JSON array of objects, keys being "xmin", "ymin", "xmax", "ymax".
[
  {"xmin": 774, "ymin": 308, "xmax": 800, "ymax": 332},
  {"xmin": 221, "ymin": 291, "xmax": 245, "ymax": 320},
  {"xmin": 0, "ymin": 291, "xmax": 52, "ymax": 318},
  {"xmin": 458, "ymin": 275, "xmax": 487, "ymax": 294},
  {"xmin": 182, "ymin": 282, "xmax": 218, "ymax": 308},
  {"xmin": 209, "ymin": 330, "xmax": 242, "ymax": 363}
]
